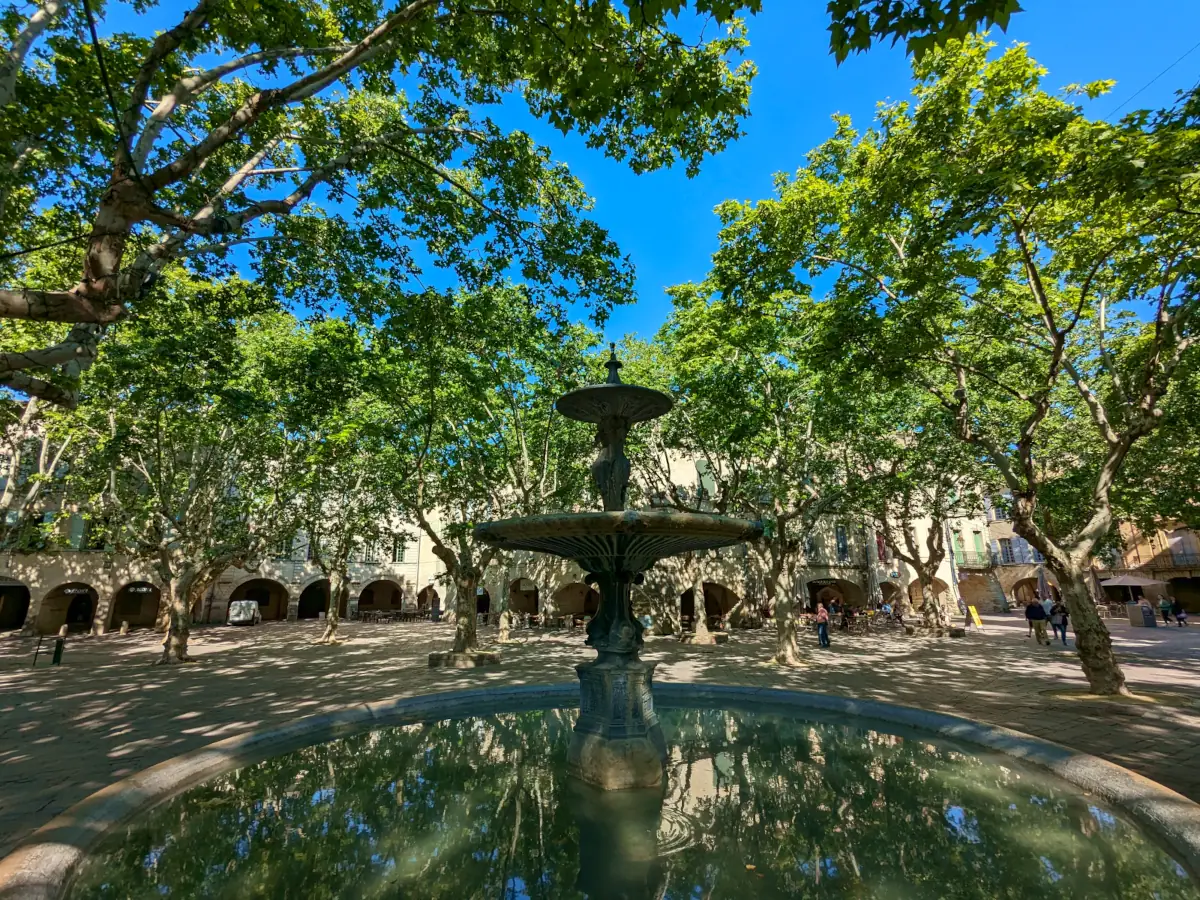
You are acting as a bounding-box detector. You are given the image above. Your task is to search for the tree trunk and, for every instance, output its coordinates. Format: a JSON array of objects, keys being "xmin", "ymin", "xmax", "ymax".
[
  {"xmin": 318, "ymin": 568, "xmax": 349, "ymax": 644},
  {"xmin": 770, "ymin": 572, "xmax": 802, "ymax": 666},
  {"xmin": 918, "ymin": 578, "xmax": 944, "ymax": 631},
  {"xmin": 1055, "ymin": 561, "xmax": 1129, "ymax": 696},
  {"xmin": 157, "ymin": 569, "xmax": 197, "ymax": 665},
  {"xmin": 1012, "ymin": 516, "xmax": 1129, "ymax": 697},
  {"xmin": 692, "ymin": 572, "xmax": 711, "ymax": 640},
  {"xmin": 451, "ymin": 568, "xmax": 479, "ymax": 653}
]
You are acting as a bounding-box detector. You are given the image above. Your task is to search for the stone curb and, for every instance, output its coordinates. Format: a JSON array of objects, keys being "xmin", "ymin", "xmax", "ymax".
[{"xmin": 1, "ymin": 682, "xmax": 1196, "ymax": 899}]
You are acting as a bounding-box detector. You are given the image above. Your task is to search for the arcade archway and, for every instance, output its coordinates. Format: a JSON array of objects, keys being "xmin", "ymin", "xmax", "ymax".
[
  {"xmin": 230, "ymin": 578, "xmax": 290, "ymax": 621},
  {"xmin": 680, "ymin": 581, "xmax": 741, "ymax": 628},
  {"xmin": 551, "ymin": 582, "xmax": 600, "ymax": 616},
  {"xmin": 108, "ymin": 581, "xmax": 161, "ymax": 630},
  {"xmin": 298, "ymin": 579, "xmax": 333, "ymax": 620},
  {"xmin": 359, "ymin": 579, "xmax": 404, "ymax": 611},
  {"xmin": 907, "ymin": 577, "xmax": 951, "ymax": 610},
  {"xmin": 416, "ymin": 585, "xmax": 440, "ymax": 613},
  {"xmin": 879, "ymin": 582, "xmax": 902, "ymax": 608},
  {"xmin": 0, "ymin": 581, "xmax": 31, "ymax": 631},
  {"xmin": 1011, "ymin": 575, "xmax": 1060, "ymax": 606},
  {"xmin": 508, "ymin": 578, "xmax": 539, "ymax": 615},
  {"xmin": 36, "ymin": 582, "xmax": 98, "ymax": 634},
  {"xmin": 806, "ymin": 578, "xmax": 866, "ymax": 611},
  {"xmin": 475, "ymin": 587, "xmax": 492, "ymax": 616}
]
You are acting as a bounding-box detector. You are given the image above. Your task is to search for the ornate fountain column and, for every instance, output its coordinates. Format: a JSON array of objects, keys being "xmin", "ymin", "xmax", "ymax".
[
  {"xmin": 473, "ymin": 346, "xmax": 761, "ymax": 792},
  {"xmin": 569, "ymin": 568, "xmax": 667, "ymax": 789}
]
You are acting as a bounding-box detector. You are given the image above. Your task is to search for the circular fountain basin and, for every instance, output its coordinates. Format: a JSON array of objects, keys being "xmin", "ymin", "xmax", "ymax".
[
  {"xmin": 472, "ymin": 510, "xmax": 763, "ymax": 571},
  {"xmin": 3, "ymin": 686, "xmax": 1198, "ymax": 900}
]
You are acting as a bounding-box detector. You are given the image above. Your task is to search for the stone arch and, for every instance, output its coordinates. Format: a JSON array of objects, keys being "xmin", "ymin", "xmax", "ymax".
[
  {"xmin": 416, "ymin": 585, "xmax": 440, "ymax": 613},
  {"xmin": 298, "ymin": 579, "xmax": 333, "ymax": 620},
  {"xmin": 1011, "ymin": 575, "xmax": 1060, "ymax": 606},
  {"xmin": 1168, "ymin": 577, "xmax": 1200, "ymax": 614},
  {"xmin": 37, "ymin": 582, "xmax": 99, "ymax": 635},
  {"xmin": 108, "ymin": 581, "xmax": 161, "ymax": 630},
  {"xmin": 807, "ymin": 578, "xmax": 866, "ymax": 611},
  {"xmin": 879, "ymin": 582, "xmax": 902, "ymax": 607},
  {"xmin": 551, "ymin": 582, "xmax": 600, "ymax": 616},
  {"xmin": 0, "ymin": 578, "xmax": 31, "ymax": 631},
  {"xmin": 680, "ymin": 581, "xmax": 740, "ymax": 627},
  {"xmin": 508, "ymin": 577, "xmax": 539, "ymax": 615},
  {"xmin": 359, "ymin": 579, "xmax": 404, "ymax": 611},
  {"xmin": 906, "ymin": 577, "xmax": 952, "ymax": 609},
  {"xmin": 230, "ymin": 578, "xmax": 290, "ymax": 621},
  {"xmin": 475, "ymin": 587, "xmax": 492, "ymax": 616}
]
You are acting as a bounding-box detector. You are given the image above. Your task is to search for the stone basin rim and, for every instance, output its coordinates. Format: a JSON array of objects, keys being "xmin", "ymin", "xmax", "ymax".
[
  {"xmin": 473, "ymin": 509, "xmax": 764, "ymax": 537},
  {"xmin": 2, "ymin": 682, "xmax": 1198, "ymax": 899}
]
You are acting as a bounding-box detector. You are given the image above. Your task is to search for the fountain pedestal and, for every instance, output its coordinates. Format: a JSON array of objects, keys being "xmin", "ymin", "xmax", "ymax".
[{"xmin": 569, "ymin": 653, "xmax": 667, "ymax": 790}]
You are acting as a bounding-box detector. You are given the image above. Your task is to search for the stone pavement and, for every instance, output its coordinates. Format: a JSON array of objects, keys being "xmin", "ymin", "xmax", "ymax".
[{"xmin": 1, "ymin": 613, "xmax": 1198, "ymax": 859}]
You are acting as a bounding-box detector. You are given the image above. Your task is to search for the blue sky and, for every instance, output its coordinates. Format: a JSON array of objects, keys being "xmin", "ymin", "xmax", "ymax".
[{"xmin": 517, "ymin": 0, "xmax": 1200, "ymax": 343}]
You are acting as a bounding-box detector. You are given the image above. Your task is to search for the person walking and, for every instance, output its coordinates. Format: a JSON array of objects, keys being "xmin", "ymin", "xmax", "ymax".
[
  {"xmin": 816, "ymin": 602, "xmax": 831, "ymax": 649},
  {"xmin": 1025, "ymin": 600, "xmax": 1050, "ymax": 646},
  {"xmin": 1049, "ymin": 599, "xmax": 1069, "ymax": 646},
  {"xmin": 1159, "ymin": 596, "xmax": 1174, "ymax": 626},
  {"xmin": 1172, "ymin": 597, "xmax": 1189, "ymax": 627}
]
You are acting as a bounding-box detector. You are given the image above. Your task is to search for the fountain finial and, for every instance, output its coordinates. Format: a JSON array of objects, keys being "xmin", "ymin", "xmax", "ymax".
[{"xmin": 604, "ymin": 343, "xmax": 623, "ymax": 385}]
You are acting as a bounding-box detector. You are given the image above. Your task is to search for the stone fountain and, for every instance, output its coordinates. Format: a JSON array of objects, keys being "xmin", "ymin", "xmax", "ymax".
[{"xmin": 474, "ymin": 346, "xmax": 761, "ymax": 791}]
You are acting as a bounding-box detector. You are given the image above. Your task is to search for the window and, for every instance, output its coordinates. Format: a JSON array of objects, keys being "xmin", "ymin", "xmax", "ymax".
[
  {"xmin": 999, "ymin": 538, "xmax": 1015, "ymax": 564},
  {"xmin": 273, "ymin": 536, "xmax": 293, "ymax": 559},
  {"xmin": 1031, "ymin": 546, "xmax": 1045, "ymax": 563},
  {"xmin": 835, "ymin": 524, "xmax": 849, "ymax": 562},
  {"xmin": 972, "ymin": 531, "xmax": 985, "ymax": 555},
  {"xmin": 362, "ymin": 539, "xmax": 378, "ymax": 563},
  {"xmin": 875, "ymin": 530, "xmax": 889, "ymax": 563},
  {"xmin": 804, "ymin": 534, "xmax": 818, "ymax": 559},
  {"xmin": 392, "ymin": 536, "xmax": 406, "ymax": 563}
]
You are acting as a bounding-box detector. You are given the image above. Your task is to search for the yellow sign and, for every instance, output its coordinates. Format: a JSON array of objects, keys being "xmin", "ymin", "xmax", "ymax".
[{"xmin": 967, "ymin": 605, "xmax": 983, "ymax": 628}]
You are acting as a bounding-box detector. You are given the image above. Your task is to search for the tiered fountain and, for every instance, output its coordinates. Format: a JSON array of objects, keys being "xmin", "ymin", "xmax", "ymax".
[{"xmin": 473, "ymin": 346, "xmax": 762, "ymax": 791}]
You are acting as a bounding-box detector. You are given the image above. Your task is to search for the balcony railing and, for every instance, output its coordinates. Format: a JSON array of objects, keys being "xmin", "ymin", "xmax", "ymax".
[
  {"xmin": 954, "ymin": 551, "xmax": 993, "ymax": 568},
  {"xmin": 1140, "ymin": 551, "xmax": 1200, "ymax": 569}
]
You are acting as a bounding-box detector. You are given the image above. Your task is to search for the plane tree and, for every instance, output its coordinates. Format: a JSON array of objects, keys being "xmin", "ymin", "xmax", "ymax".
[{"xmin": 698, "ymin": 38, "xmax": 1199, "ymax": 693}]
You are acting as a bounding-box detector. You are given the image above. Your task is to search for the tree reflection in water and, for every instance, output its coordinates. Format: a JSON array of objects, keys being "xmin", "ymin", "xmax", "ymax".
[{"xmin": 72, "ymin": 707, "xmax": 1196, "ymax": 899}]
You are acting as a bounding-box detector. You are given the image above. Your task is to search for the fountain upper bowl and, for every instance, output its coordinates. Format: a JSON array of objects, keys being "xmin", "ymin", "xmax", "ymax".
[{"xmin": 472, "ymin": 510, "xmax": 762, "ymax": 572}]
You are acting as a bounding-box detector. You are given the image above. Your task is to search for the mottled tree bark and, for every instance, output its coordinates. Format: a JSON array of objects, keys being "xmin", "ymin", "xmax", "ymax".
[
  {"xmin": 1056, "ymin": 560, "xmax": 1128, "ymax": 695},
  {"xmin": 317, "ymin": 568, "xmax": 350, "ymax": 644},
  {"xmin": 451, "ymin": 569, "xmax": 480, "ymax": 653},
  {"xmin": 157, "ymin": 569, "xmax": 198, "ymax": 664}
]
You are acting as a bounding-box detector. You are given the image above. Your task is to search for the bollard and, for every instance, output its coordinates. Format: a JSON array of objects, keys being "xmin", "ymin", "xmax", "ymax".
[
  {"xmin": 119, "ymin": 620, "xmax": 130, "ymax": 635},
  {"xmin": 51, "ymin": 636, "xmax": 65, "ymax": 665},
  {"xmin": 58, "ymin": 624, "xmax": 68, "ymax": 638}
]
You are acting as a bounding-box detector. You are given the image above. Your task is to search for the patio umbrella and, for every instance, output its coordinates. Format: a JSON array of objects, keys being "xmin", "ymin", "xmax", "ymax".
[
  {"xmin": 1036, "ymin": 566, "xmax": 1052, "ymax": 603},
  {"xmin": 1100, "ymin": 573, "xmax": 1166, "ymax": 604}
]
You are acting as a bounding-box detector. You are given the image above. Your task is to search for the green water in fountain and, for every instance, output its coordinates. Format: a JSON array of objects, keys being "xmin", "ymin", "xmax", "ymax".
[{"xmin": 70, "ymin": 706, "xmax": 1196, "ymax": 899}]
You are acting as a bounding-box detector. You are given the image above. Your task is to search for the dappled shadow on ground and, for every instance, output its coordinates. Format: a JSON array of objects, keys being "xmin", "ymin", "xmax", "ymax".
[{"xmin": 1, "ymin": 618, "xmax": 1199, "ymax": 859}]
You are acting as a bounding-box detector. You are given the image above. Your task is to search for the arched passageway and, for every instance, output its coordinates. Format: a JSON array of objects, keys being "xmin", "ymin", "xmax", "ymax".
[
  {"xmin": 807, "ymin": 578, "xmax": 866, "ymax": 611},
  {"xmin": 416, "ymin": 585, "xmax": 440, "ymax": 614},
  {"xmin": 508, "ymin": 578, "xmax": 539, "ymax": 615},
  {"xmin": 879, "ymin": 582, "xmax": 902, "ymax": 607},
  {"xmin": 108, "ymin": 581, "xmax": 161, "ymax": 630},
  {"xmin": 906, "ymin": 577, "xmax": 951, "ymax": 610},
  {"xmin": 0, "ymin": 581, "xmax": 31, "ymax": 631},
  {"xmin": 1169, "ymin": 577, "xmax": 1200, "ymax": 614},
  {"xmin": 298, "ymin": 580, "xmax": 332, "ymax": 620},
  {"xmin": 1011, "ymin": 574, "xmax": 1060, "ymax": 607},
  {"xmin": 37, "ymin": 582, "xmax": 98, "ymax": 634},
  {"xmin": 680, "ymin": 581, "xmax": 740, "ymax": 628},
  {"xmin": 359, "ymin": 579, "xmax": 404, "ymax": 611},
  {"xmin": 230, "ymin": 578, "xmax": 290, "ymax": 621},
  {"xmin": 475, "ymin": 587, "xmax": 492, "ymax": 616},
  {"xmin": 551, "ymin": 582, "xmax": 600, "ymax": 617}
]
